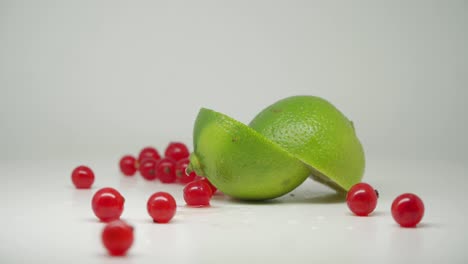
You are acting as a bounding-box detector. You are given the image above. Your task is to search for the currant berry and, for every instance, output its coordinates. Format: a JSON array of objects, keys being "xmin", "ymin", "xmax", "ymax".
[
  {"xmin": 199, "ymin": 177, "xmax": 217, "ymax": 195},
  {"xmin": 139, "ymin": 159, "xmax": 158, "ymax": 180},
  {"xmin": 102, "ymin": 220, "xmax": 134, "ymax": 256},
  {"xmin": 164, "ymin": 142, "xmax": 189, "ymax": 161},
  {"xmin": 92, "ymin": 187, "xmax": 125, "ymax": 222},
  {"xmin": 175, "ymin": 158, "xmax": 197, "ymax": 184},
  {"xmin": 183, "ymin": 180, "xmax": 212, "ymax": 207},
  {"xmin": 156, "ymin": 158, "xmax": 176, "ymax": 183},
  {"xmin": 138, "ymin": 147, "xmax": 161, "ymax": 165},
  {"xmin": 119, "ymin": 155, "xmax": 137, "ymax": 176},
  {"xmin": 71, "ymin": 165, "xmax": 95, "ymax": 189},
  {"xmin": 147, "ymin": 192, "xmax": 177, "ymax": 223},
  {"xmin": 391, "ymin": 193, "xmax": 425, "ymax": 227},
  {"xmin": 346, "ymin": 182, "xmax": 378, "ymax": 216}
]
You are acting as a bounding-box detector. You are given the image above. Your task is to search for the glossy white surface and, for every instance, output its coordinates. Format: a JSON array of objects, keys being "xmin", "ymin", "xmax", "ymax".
[{"xmin": 1, "ymin": 158, "xmax": 466, "ymax": 263}]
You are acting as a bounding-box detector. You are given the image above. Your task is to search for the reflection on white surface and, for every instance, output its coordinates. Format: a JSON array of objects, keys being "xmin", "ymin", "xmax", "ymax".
[{"xmin": 0, "ymin": 159, "xmax": 466, "ymax": 263}]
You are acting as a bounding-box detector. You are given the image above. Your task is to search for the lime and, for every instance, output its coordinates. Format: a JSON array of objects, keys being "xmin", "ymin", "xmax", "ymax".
[
  {"xmin": 188, "ymin": 108, "xmax": 310, "ymax": 200},
  {"xmin": 249, "ymin": 96, "xmax": 365, "ymax": 192}
]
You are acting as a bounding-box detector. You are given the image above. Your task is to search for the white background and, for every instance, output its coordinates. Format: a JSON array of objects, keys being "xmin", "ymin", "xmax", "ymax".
[{"xmin": 1, "ymin": 1, "xmax": 467, "ymax": 263}]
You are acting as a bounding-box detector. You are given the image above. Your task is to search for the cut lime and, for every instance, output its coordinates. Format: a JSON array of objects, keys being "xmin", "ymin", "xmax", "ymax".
[
  {"xmin": 188, "ymin": 108, "xmax": 310, "ymax": 200},
  {"xmin": 249, "ymin": 96, "xmax": 365, "ymax": 192}
]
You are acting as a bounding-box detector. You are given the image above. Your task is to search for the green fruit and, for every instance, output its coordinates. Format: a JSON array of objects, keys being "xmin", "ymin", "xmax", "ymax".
[
  {"xmin": 249, "ymin": 96, "xmax": 365, "ymax": 192},
  {"xmin": 188, "ymin": 108, "xmax": 310, "ymax": 200}
]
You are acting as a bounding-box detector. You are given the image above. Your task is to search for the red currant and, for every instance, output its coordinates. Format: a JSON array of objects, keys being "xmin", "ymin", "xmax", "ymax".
[
  {"xmin": 138, "ymin": 147, "xmax": 161, "ymax": 165},
  {"xmin": 147, "ymin": 192, "xmax": 177, "ymax": 223},
  {"xmin": 199, "ymin": 177, "xmax": 217, "ymax": 195},
  {"xmin": 102, "ymin": 220, "xmax": 134, "ymax": 256},
  {"xmin": 156, "ymin": 158, "xmax": 176, "ymax": 183},
  {"xmin": 92, "ymin": 187, "xmax": 125, "ymax": 222},
  {"xmin": 139, "ymin": 159, "xmax": 158, "ymax": 180},
  {"xmin": 346, "ymin": 182, "xmax": 378, "ymax": 216},
  {"xmin": 183, "ymin": 180, "xmax": 212, "ymax": 207},
  {"xmin": 391, "ymin": 193, "xmax": 425, "ymax": 227},
  {"xmin": 119, "ymin": 155, "xmax": 137, "ymax": 176},
  {"xmin": 164, "ymin": 142, "xmax": 190, "ymax": 161},
  {"xmin": 175, "ymin": 158, "xmax": 197, "ymax": 184},
  {"xmin": 71, "ymin": 165, "xmax": 95, "ymax": 189}
]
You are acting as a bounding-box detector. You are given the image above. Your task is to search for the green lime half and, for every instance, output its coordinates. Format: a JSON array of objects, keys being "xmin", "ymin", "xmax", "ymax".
[
  {"xmin": 188, "ymin": 108, "xmax": 310, "ymax": 200},
  {"xmin": 249, "ymin": 96, "xmax": 365, "ymax": 192}
]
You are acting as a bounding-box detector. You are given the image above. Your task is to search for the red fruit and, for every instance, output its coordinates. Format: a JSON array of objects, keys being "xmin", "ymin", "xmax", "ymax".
[
  {"xmin": 71, "ymin": 165, "xmax": 95, "ymax": 189},
  {"xmin": 102, "ymin": 220, "xmax": 134, "ymax": 256},
  {"xmin": 346, "ymin": 182, "xmax": 378, "ymax": 216},
  {"xmin": 199, "ymin": 177, "xmax": 217, "ymax": 195},
  {"xmin": 138, "ymin": 147, "xmax": 161, "ymax": 165},
  {"xmin": 147, "ymin": 192, "xmax": 177, "ymax": 223},
  {"xmin": 92, "ymin": 187, "xmax": 125, "ymax": 222},
  {"xmin": 156, "ymin": 158, "xmax": 176, "ymax": 183},
  {"xmin": 139, "ymin": 159, "xmax": 158, "ymax": 180},
  {"xmin": 175, "ymin": 158, "xmax": 197, "ymax": 184},
  {"xmin": 183, "ymin": 180, "xmax": 212, "ymax": 207},
  {"xmin": 119, "ymin": 155, "xmax": 137, "ymax": 176},
  {"xmin": 164, "ymin": 142, "xmax": 190, "ymax": 161},
  {"xmin": 391, "ymin": 193, "xmax": 425, "ymax": 227}
]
